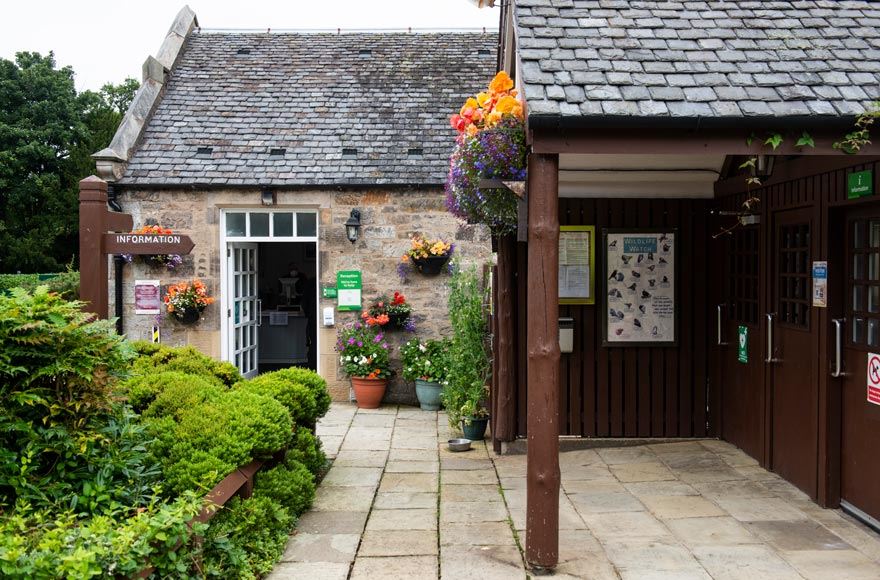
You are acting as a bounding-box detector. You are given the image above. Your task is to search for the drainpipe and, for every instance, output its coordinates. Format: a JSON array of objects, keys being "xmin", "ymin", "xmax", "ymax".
[{"xmin": 107, "ymin": 183, "xmax": 125, "ymax": 335}]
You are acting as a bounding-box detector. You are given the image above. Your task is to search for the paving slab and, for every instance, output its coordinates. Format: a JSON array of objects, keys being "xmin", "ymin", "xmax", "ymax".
[
  {"xmin": 321, "ymin": 466, "xmax": 383, "ymax": 487},
  {"xmin": 385, "ymin": 460, "xmax": 439, "ymax": 473},
  {"xmin": 373, "ymin": 491, "xmax": 438, "ymax": 510},
  {"xmin": 440, "ymin": 521, "xmax": 516, "ymax": 546},
  {"xmin": 267, "ymin": 561, "xmax": 350, "ymax": 580},
  {"xmin": 640, "ymin": 494, "xmax": 726, "ymax": 520},
  {"xmin": 332, "ymin": 449, "xmax": 389, "ymax": 468},
  {"xmin": 439, "ymin": 545, "xmax": 526, "ymax": 580},
  {"xmin": 666, "ymin": 516, "xmax": 760, "ymax": 548},
  {"xmin": 745, "ymin": 519, "xmax": 852, "ymax": 552},
  {"xmin": 358, "ymin": 529, "xmax": 438, "ymax": 557},
  {"xmin": 350, "ymin": 555, "xmax": 438, "ymax": 579},
  {"xmin": 388, "ymin": 448, "xmax": 439, "ymax": 462},
  {"xmin": 365, "ymin": 508, "xmax": 437, "ymax": 531},
  {"xmin": 609, "ymin": 461, "xmax": 677, "ymax": 483},
  {"xmin": 379, "ymin": 472, "xmax": 438, "ymax": 493},
  {"xmin": 604, "ymin": 538, "xmax": 711, "ymax": 580},
  {"xmin": 440, "ymin": 483, "xmax": 503, "ymax": 503},
  {"xmin": 714, "ymin": 497, "xmax": 808, "ymax": 522},
  {"xmin": 780, "ymin": 549, "xmax": 880, "ymax": 580},
  {"xmin": 279, "ymin": 533, "xmax": 360, "ymax": 563},
  {"xmin": 311, "ymin": 486, "xmax": 376, "ymax": 512},
  {"xmin": 441, "ymin": 500, "xmax": 509, "ymax": 524},
  {"xmin": 692, "ymin": 545, "xmax": 802, "ymax": 580},
  {"xmin": 295, "ymin": 510, "xmax": 369, "ymax": 535},
  {"xmin": 441, "ymin": 469, "xmax": 498, "ymax": 485}
]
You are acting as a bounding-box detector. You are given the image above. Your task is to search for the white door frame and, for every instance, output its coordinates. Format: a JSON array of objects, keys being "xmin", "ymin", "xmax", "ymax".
[{"xmin": 219, "ymin": 209, "xmax": 321, "ymax": 376}]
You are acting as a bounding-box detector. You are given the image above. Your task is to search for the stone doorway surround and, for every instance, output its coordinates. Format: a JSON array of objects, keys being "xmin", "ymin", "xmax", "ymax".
[{"xmin": 269, "ymin": 404, "xmax": 880, "ymax": 580}]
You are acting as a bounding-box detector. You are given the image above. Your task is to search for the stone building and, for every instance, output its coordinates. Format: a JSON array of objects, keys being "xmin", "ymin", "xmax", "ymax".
[{"xmin": 94, "ymin": 7, "xmax": 495, "ymax": 402}]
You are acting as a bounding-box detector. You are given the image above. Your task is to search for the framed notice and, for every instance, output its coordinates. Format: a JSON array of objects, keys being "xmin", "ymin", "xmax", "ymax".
[
  {"xmin": 603, "ymin": 229, "xmax": 677, "ymax": 346},
  {"xmin": 336, "ymin": 270, "xmax": 362, "ymax": 311},
  {"xmin": 559, "ymin": 225, "xmax": 595, "ymax": 305},
  {"xmin": 134, "ymin": 280, "xmax": 161, "ymax": 315}
]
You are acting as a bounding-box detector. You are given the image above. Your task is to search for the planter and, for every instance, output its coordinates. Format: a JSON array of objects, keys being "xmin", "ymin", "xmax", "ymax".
[
  {"xmin": 461, "ymin": 416, "xmax": 489, "ymax": 441},
  {"xmin": 414, "ymin": 379, "xmax": 442, "ymax": 411},
  {"xmin": 350, "ymin": 377, "xmax": 387, "ymax": 409},
  {"xmin": 412, "ymin": 255, "xmax": 450, "ymax": 276},
  {"xmin": 173, "ymin": 307, "xmax": 202, "ymax": 325},
  {"xmin": 387, "ymin": 311, "xmax": 411, "ymax": 330}
]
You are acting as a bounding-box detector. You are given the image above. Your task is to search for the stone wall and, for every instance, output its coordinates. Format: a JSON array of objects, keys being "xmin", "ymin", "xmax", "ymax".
[{"xmin": 112, "ymin": 186, "xmax": 492, "ymax": 404}]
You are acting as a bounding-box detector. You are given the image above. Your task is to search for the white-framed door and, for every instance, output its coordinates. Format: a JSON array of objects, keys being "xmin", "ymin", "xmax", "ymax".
[{"xmin": 228, "ymin": 242, "xmax": 259, "ymax": 378}]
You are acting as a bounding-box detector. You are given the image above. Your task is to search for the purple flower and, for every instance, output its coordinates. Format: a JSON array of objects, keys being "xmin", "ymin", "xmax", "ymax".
[
  {"xmin": 348, "ymin": 337, "xmax": 355, "ymax": 345},
  {"xmin": 404, "ymin": 318, "xmax": 417, "ymax": 333},
  {"xmin": 373, "ymin": 335, "xmax": 382, "ymax": 343},
  {"xmin": 382, "ymin": 342, "xmax": 388, "ymax": 349},
  {"xmin": 357, "ymin": 341, "xmax": 363, "ymax": 347}
]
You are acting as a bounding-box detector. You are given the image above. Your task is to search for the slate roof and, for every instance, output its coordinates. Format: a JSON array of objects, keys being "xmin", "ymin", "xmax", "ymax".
[
  {"xmin": 121, "ymin": 31, "xmax": 497, "ymax": 186},
  {"xmin": 515, "ymin": 0, "xmax": 880, "ymax": 122}
]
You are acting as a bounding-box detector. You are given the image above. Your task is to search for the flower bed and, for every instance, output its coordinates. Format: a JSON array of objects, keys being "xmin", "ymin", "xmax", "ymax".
[{"xmin": 0, "ymin": 287, "xmax": 330, "ymax": 579}]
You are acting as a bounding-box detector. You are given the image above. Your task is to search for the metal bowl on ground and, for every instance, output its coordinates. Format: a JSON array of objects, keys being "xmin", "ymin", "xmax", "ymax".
[{"xmin": 448, "ymin": 438, "xmax": 472, "ymax": 452}]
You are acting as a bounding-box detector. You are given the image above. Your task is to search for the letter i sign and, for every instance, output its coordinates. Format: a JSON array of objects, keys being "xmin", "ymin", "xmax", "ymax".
[{"xmin": 867, "ymin": 353, "xmax": 880, "ymax": 406}]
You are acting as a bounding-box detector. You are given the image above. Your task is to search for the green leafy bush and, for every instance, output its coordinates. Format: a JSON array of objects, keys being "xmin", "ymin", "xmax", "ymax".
[
  {"xmin": 239, "ymin": 367, "xmax": 331, "ymax": 427},
  {"xmin": 0, "ymin": 272, "xmax": 79, "ymax": 300},
  {"xmin": 254, "ymin": 460, "xmax": 315, "ymax": 517},
  {"xmin": 401, "ymin": 337, "xmax": 451, "ymax": 383},
  {"xmin": 285, "ymin": 426, "xmax": 327, "ymax": 476},
  {"xmin": 143, "ymin": 377, "xmax": 224, "ymax": 420},
  {"xmin": 147, "ymin": 390, "xmax": 292, "ymax": 494},
  {"xmin": 0, "ymin": 287, "xmax": 134, "ymax": 427},
  {"xmin": 202, "ymin": 496, "xmax": 293, "ymax": 580},
  {"xmin": 118, "ymin": 371, "xmax": 220, "ymax": 414},
  {"xmin": 130, "ymin": 342, "xmax": 241, "ymax": 387},
  {"xmin": 0, "ymin": 492, "xmax": 205, "ymax": 579},
  {"xmin": 442, "ymin": 265, "xmax": 491, "ymax": 428}
]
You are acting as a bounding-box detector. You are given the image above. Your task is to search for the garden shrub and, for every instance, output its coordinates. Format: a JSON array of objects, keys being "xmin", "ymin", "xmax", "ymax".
[
  {"xmin": 147, "ymin": 390, "xmax": 292, "ymax": 494},
  {"xmin": 202, "ymin": 496, "xmax": 293, "ymax": 580},
  {"xmin": 0, "ymin": 271, "xmax": 79, "ymax": 300},
  {"xmin": 285, "ymin": 426, "xmax": 327, "ymax": 476},
  {"xmin": 118, "ymin": 371, "xmax": 219, "ymax": 414},
  {"xmin": 130, "ymin": 342, "xmax": 241, "ymax": 388},
  {"xmin": 0, "ymin": 493, "xmax": 204, "ymax": 579},
  {"xmin": 254, "ymin": 459, "xmax": 315, "ymax": 517},
  {"xmin": 142, "ymin": 376, "xmax": 224, "ymax": 419},
  {"xmin": 238, "ymin": 366, "xmax": 330, "ymax": 427}
]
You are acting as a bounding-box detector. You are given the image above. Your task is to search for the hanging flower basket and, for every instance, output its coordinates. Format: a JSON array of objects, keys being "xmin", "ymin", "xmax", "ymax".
[
  {"xmin": 164, "ymin": 280, "xmax": 214, "ymax": 325},
  {"xmin": 362, "ymin": 292, "xmax": 414, "ymax": 331},
  {"xmin": 174, "ymin": 306, "xmax": 203, "ymax": 325},
  {"xmin": 445, "ymin": 72, "xmax": 527, "ymax": 235},
  {"xmin": 412, "ymin": 255, "xmax": 450, "ymax": 276},
  {"xmin": 398, "ymin": 236, "xmax": 454, "ymax": 281}
]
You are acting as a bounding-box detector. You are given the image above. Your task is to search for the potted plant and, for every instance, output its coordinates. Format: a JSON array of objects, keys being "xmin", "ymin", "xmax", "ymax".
[
  {"xmin": 445, "ymin": 71, "xmax": 527, "ymax": 236},
  {"xmin": 398, "ymin": 236, "xmax": 455, "ymax": 279},
  {"xmin": 163, "ymin": 279, "xmax": 214, "ymax": 324},
  {"xmin": 118, "ymin": 225, "xmax": 183, "ymax": 270},
  {"xmin": 402, "ymin": 338, "xmax": 450, "ymax": 411},
  {"xmin": 362, "ymin": 292, "xmax": 414, "ymax": 331},
  {"xmin": 336, "ymin": 322, "xmax": 391, "ymax": 409},
  {"xmin": 441, "ymin": 264, "xmax": 491, "ymax": 439}
]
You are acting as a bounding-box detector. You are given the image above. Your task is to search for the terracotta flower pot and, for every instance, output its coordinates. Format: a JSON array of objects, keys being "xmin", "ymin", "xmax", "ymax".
[
  {"xmin": 351, "ymin": 377, "xmax": 387, "ymax": 409},
  {"xmin": 412, "ymin": 255, "xmax": 450, "ymax": 276}
]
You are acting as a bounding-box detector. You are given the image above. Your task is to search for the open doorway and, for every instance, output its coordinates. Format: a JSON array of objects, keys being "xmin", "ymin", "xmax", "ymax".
[{"xmin": 222, "ymin": 209, "xmax": 319, "ymax": 379}]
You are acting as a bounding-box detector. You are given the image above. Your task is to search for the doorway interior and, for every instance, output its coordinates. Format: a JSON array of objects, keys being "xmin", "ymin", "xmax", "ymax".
[{"xmin": 221, "ymin": 209, "xmax": 319, "ymax": 379}]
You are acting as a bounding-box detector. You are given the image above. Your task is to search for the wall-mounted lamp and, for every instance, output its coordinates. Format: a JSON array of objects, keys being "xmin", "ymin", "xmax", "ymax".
[
  {"xmin": 345, "ymin": 209, "xmax": 361, "ymax": 244},
  {"xmin": 261, "ymin": 185, "xmax": 275, "ymax": 206},
  {"xmin": 754, "ymin": 155, "xmax": 775, "ymax": 179}
]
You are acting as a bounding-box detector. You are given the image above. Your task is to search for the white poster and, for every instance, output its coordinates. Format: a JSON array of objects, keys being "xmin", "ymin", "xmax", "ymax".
[
  {"xmin": 605, "ymin": 231, "xmax": 676, "ymax": 344},
  {"xmin": 559, "ymin": 227, "xmax": 594, "ymax": 303}
]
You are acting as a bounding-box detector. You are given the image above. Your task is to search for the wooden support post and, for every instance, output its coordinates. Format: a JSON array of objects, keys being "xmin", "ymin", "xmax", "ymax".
[
  {"xmin": 525, "ymin": 153, "xmax": 560, "ymax": 569},
  {"xmin": 79, "ymin": 176, "xmax": 109, "ymax": 319},
  {"xmin": 494, "ymin": 234, "xmax": 517, "ymax": 447}
]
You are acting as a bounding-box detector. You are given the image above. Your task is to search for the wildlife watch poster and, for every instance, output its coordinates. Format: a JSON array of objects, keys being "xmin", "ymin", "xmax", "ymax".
[{"xmin": 604, "ymin": 231, "xmax": 676, "ymax": 345}]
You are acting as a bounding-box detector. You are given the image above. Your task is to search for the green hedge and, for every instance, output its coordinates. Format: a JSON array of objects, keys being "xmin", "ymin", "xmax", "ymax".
[{"xmin": 0, "ymin": 272, "xmax": 79, "ymax": 300}]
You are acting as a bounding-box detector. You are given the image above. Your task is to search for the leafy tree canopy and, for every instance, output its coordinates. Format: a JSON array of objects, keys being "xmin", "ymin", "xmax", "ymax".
[{"xmin": 0, "ymin": 51, "xmax": 137, "ymax": 273}]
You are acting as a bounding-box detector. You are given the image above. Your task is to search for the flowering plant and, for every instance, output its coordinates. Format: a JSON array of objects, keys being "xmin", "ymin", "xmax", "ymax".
[
  {"xmin": 397, "ymin": 236, "xmax": 455, "ymax": 281},
  {"xmin": 119, "ymin": 225, "xmax": 183, "ymax": 270},
  {"xmin": 362, "ymin": 291, "xmax": 414, "ymax": 330},
  {"xmin": 163, "ymin": 279, "xmax": 214, "ymax": 321},
  {"xmin": 401, "ymin": 338, "xmax": 451, "ymax": 383},
  {"xmin": 336, "ymin": 323, "xmax": 391, "ymax": 379},
  {"xmin": 446, "ymin": 71, "xmax": 526, "ymax": 235}
]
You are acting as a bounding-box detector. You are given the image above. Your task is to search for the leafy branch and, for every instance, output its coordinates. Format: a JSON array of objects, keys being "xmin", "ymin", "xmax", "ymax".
[{"xmin": 833, "ymin": 101, "xmax": 880, "ymax": 154}]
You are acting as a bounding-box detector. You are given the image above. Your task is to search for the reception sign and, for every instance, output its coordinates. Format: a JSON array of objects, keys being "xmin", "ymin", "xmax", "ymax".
[
  {"xmin": 604, "ymin": 229, "xmax": 676, "ymax": 346},
  {"xmin": 336, "ymin": 270, "xmax": 362, "ymax": 311}
]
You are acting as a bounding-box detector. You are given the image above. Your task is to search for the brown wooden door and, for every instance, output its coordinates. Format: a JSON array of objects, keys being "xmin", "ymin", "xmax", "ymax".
[
  {"xmin": 717, "ymin": 226, "xmax": 765, "ymax": 462},
  {"xmin": 768, "ymin": 207, "xmax": 818, "ymax": 498},
  {"xmin": 837, "ymin": 212, "xmax": 880, "ymax": 524}
]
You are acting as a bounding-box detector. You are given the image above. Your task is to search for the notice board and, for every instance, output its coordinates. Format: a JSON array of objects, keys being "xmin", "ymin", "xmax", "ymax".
[
  {"xmin": 559, "ymin": 225, "xmax": 595, "ymax": 305},
  {"xmin": 603, "ymin": 229, "xmax": 677, "ymax": 346}
]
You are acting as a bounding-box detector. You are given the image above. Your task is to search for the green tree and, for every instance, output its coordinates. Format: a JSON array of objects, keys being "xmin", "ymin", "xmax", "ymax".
[{"xmin": 0, "ymin": 51, "xmax": 138, "ymax": 273}]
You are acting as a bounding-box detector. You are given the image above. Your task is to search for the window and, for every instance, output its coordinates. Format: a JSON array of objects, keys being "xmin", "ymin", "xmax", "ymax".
[
  {"xmin": 224, "ymin": 210, "xmax": 318, "ymax": 239},
  {"xmin": 777, "ymin": 223, "xmax": 810, "ymax": 328},
  {"xmin": 848, "ymin": 218, "xmax": 880, "ymax": 347},
  {"xmin": 730, "ymin": 226, "xmax": 759, "ymax": 324}
]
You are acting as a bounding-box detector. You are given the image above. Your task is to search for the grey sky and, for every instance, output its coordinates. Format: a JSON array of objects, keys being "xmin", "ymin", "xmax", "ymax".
[{"xmin": 1, "ymin": 1, "xmax": 500, "ymax": 91}]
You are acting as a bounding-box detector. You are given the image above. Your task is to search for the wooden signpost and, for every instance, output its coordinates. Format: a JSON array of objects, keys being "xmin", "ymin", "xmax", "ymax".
[{"xmin": 79, "ymin": 175, "xmax": 195, "ymax": 319}]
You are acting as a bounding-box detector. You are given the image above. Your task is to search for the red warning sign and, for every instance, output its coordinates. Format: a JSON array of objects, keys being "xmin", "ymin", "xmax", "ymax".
[{"xmin": 867, "ymin": 353, "xmax": 880, "ymax": 406}]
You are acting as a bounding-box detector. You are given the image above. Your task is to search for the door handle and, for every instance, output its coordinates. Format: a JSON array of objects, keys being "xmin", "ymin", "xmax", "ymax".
[
  {"xmin": 257, "ymin": 299, "xmax": 262, "ymax": 327},
  {"xmin": 717, "ymin": 304, "xmax": 729, "ymax": 346},
  {"xmin": 832, "ymin": 318, "xmax": 846, "ymax": 377},
  {"xmin": 765, "ymin": 312, "xmax": 780, "ymax": 363}
]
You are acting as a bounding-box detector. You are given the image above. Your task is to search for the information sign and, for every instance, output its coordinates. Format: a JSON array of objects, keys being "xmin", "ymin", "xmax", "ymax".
[
  {"xmin": 322, "ymin": 286, "xmax": 338, "ymax": 299},
  {"xmin": 848, "ymin": 170, "xmax": 873, "ymax": 199},
  {"xmin": 337, "ymin": 271, "xmax": 362, "ymax": 311},
  {"xmin": 559, "ymin": 226, "xmax": 595, "ymax": 305},
  {"xmin": 134, "ymin": 280, "xmax": 161, "ymax": 315},
  {"xmin": 738, "ymin": 325, "xmax": 748, "ymax": 364},
  {"xmin": 812, "ymin": 261, "xmax": 828, "ymax": 308}
]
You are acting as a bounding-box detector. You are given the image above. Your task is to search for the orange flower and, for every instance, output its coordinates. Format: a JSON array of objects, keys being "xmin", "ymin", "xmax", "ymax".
[{"xmin": 489, "ymin": 71, "xmax": 514, "ymax": 94}]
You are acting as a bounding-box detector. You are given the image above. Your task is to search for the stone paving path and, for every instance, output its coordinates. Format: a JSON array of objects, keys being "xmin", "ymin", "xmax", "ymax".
[{"xmin": 270, "ymin": 403, "xmax": 880, "ymax": 580}]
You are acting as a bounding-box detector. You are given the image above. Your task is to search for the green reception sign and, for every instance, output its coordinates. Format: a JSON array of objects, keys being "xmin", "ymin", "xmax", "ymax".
[
  {"xmin": 336, "ymin": 270, "xmax": 362, "ymax": 311},
  {"xmin": 848, "ymin": 170, "xmax": 873, "ymax": 199},
  {"xmin": 738, "ymin": 325, "xmax": 748, "ymax": 364}
]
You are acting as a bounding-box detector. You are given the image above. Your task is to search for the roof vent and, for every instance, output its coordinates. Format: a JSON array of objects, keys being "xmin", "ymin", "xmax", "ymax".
[
  {"xmin": 269, "ymin": 147, "xmax": 286, "ymax": 157},
  {"xmin": 196, "ymin": 146, "xmax": 213, "ymax": 156},
  {"xmin": 407, "ymin": 147, "xmax": 424, "ymax": 156},
  {"xmin": 478, "ymin": 48, "xmax": 492, "ymax": 56},
  {"xmin": 359, "ymin": 49, "xmax": 372, "ymax": 57},
  {"xmin": 236, "ymin": 48, "xmax": 251, "ymax": 55},
  {"xmin": 342, "ymin": 147, "xmax": 358, "ymax": 158}
]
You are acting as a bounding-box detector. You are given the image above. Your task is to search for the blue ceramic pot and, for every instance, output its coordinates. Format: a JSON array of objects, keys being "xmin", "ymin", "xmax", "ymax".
[
  {"xmin": 461, "ymin": 416, "xmax": 489, "ymax": 441},
  {"xmin": 414, "ymin": 379, "xmax": 442, "ymax": 411}
]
